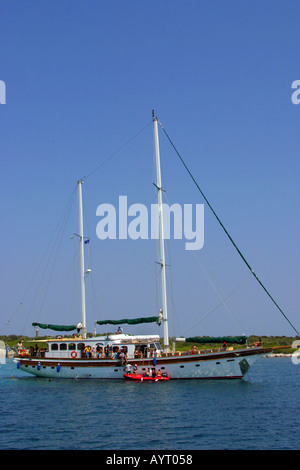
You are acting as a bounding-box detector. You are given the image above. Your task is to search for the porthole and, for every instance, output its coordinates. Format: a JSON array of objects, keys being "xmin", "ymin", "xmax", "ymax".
[
  {"xmin": 195, "ymin": 364, "xmax": 200, "ymax": 367},
  {"xmin": 180, "ymin": 365, "xmax": 184, "ymax": 368}
]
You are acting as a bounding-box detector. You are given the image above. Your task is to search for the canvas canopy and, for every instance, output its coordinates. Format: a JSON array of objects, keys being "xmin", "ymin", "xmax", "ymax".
[
  {"xmin": 96, "ymin": 316, "xmax": 161, "ymax": 326},
  {"xmin": 32, "ymin": 323, "xmax": 79, "ymax": 332},
  {"xmin": 185, "ymin": 336, "xmax": 247, "ymax": 345}
]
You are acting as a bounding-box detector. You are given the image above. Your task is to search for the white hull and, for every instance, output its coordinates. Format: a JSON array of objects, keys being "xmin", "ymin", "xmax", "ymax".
[{"xmin": 15, "ymin": 347, "xmax": 270, "ymax": 380}]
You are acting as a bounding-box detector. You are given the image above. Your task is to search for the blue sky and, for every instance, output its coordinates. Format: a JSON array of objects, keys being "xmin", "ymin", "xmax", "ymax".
[{"xmin": 0, "ymin": 0, "xmax": 299, "ymax": 338}]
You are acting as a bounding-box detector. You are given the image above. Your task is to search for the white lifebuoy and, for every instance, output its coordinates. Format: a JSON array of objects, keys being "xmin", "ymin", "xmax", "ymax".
[{"xmin": 71, "ymin": 351, "xmax": 77, "ymax": 358}]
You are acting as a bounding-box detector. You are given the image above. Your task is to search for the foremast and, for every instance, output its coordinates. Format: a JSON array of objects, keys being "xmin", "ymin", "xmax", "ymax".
[
  {"xmin": 153, "ymin": 112, "xmax": 169, "ymax": 352},
  {"xmin": 78, "ymin": 179, "xmax": 87, "ymax": 339}
]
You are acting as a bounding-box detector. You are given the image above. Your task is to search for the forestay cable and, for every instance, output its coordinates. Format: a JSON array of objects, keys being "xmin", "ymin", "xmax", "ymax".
[{"xmin": 159, "ymin": 120, "xmax": 299, "ymax": 336}]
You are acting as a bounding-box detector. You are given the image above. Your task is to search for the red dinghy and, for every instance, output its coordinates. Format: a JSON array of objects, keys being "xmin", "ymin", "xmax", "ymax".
[{"xmin": 124, "ymin": 373, "xmax": 170, "ymax": 382}]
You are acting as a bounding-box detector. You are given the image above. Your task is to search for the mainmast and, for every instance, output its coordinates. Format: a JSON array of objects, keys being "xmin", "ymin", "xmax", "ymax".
[
  {"xmin": 153, "ymin": 112, "xmax": 169, "ymax": 351},
  {"xmin": 78, "ymin": 179, "xmax": 87, "ymax": 339}
]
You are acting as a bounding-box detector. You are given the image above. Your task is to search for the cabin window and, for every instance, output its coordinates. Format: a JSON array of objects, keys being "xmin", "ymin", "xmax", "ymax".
[
  {"xmin": 77, "ymin": 342, "xmax": 85, "ymax": 351},
  {"xmin": 112, "ymin": 345, "xmax": 128, "ymax": 353},
  {"xmin": 51, "ymin": 343, "xmax": 58, "ymax": 351},
  {"xmin": 150, "ymin": 343, "xmax": 159, "ymax": 351},
  {"xmin": 68, "ymin": 343, "xmax": 76, "ymax": 350},
  {"xmin": 60, "ymin": 343, "xmax": 67, "ymax": 351},
  {"xmin": 134, "ymin": 345, "xmax": 147, "ymax": 358}
]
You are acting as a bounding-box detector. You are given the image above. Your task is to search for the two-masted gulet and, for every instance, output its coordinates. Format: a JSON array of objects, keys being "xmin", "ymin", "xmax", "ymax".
[{"xmin": 15, "ymin": 114, "xmax": 272, "ymax": 379}]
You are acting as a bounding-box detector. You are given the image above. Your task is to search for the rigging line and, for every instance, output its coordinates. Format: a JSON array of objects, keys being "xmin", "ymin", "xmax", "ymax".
[
  {"xmin": 81, "ymin": 192, "xmax": 97, "ymax": 324},
  {"xmin": 21, "ymin": 185, "xmax": 77, "ymax": 333},
  {"xmin": 3, "ymin": 183, "xmax": 76, "ymax": 333},
  {"xmin": 67, "ymin": 236, "xmax": 79, "ymax": 323},
  {"xmin": 191, "ymin": 251, "xmax": 247, "ymax": 335},
  {"xmin": 159, "ymin": 191, "xmax": 191, "ymax": 336},
  {"xmin": 182, "ymin": 276, "xmax": 251, "ymax": 335},
  {"xmin": 166, "ymin": 242, "xmax": 182, "ymax": 338},
  {"xmin": 162, "ymin": 189, "xmax": 245, "ymax": 336},
  {"xmin": 83, "ymin": 120, "xmax": 153, "ymax": 180},
  {"xmin": 0, "ymin": 302, "xmax": 23, "ymax": 332},
  {"xmin": 90, "ymin": 274, "xmax": 101, "ymax": 320},
  {"xmin": 159, "ymin": 120, "xmax": 299, "ymax": 336},
  {"xmin": 5, "ymin": 184, "xmax": 77, "ymax": 334}
]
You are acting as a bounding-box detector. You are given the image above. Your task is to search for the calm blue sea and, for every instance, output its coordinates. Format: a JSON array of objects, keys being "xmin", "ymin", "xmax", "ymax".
[{"xmin": 0, "ymin": 357, "xmax": 299, "ymax": 451}]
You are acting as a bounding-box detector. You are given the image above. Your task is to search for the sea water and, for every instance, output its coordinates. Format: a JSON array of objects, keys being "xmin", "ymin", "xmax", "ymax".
[{"xmin": 0, "ymin": 357, "xmax": 299, "ymax": 450}]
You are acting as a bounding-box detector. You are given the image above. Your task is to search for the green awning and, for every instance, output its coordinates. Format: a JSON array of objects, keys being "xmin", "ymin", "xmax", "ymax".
[
  {"xmin": 185, "ymin": 336, "xmax": 247, "ymax": 345},
  {"xmin": 96, "ymin": 316, "xmax": 161, "ymax": 326},
  {"xmin": 32, "ymin": 323, "xmax": 79, "ymax": 332}
]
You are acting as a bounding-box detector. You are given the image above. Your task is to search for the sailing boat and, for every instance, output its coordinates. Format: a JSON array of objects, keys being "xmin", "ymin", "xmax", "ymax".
[{"xmin": 15, "ymin": 113, "xmax": 275, "ymax": 379}]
